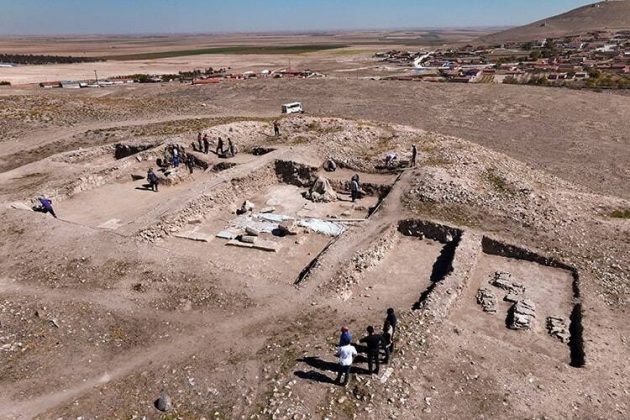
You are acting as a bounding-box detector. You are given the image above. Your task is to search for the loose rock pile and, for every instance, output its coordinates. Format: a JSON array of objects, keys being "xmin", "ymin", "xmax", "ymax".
[
  {"xmin": 546, "ymin": 316, "xmax": 570, "ymax": 343},
  {"xmin": 491, "ymin": 271, "xmax": 525, "ymax": 295},
  {"xmin": 305, "ymin": 176, "xmax": 337, "ymax": 202},
  {"xmin": 508, "ymin": 300, "xmax": 536, "ymax": 330},
  {"xmin": 476, "ymin": 288, "xmax": 497, "ymax": 313}
]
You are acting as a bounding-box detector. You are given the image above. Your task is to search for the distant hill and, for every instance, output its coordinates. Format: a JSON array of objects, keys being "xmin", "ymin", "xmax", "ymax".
[{"xmin": 480, "ymin": 1, "xmax": 630, "ymax": 43}]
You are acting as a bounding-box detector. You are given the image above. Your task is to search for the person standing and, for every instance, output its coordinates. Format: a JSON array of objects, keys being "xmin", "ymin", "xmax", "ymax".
[
  {"xmin": 172, "ymin": 145, "xmax": 180, "ymax": 168},
  {"xmin": 185, "ymin": 154, "xmax": 194, "ymax": 174},
  {"xmin": 273, "ymin": 121, "xmax": 280, "ymax": 137},
  {"xmin": 339, "ymin": 326, "xmax": 352, "ymax": 346},
  {"xmin": 203, "ymin": 134, "xmax": 210, "ymax": 154},
  {"xmin": 382, "ymin": 320, "xmax": 393, "ymax": 364},
  {"xmin": 197, "ymin": 132, "xmax": 203, "ymax": 152},
  {"xmin": 411, "ymin": 144, "xmax": 417, "ymax": 167},
  {"xmin": 37, "ymin": 197, "xmax": 57, "ymax": 218},
  {"xmin": 350, "ymin": 175, "xmax": 360, "ymax": 202},
  {"xmin": 228, "ymin": 138, "xmax": 237, "ymax": 157},
  {"xmin": 385, "ymin": 308, "xmax": 398, "ymax": 353},
  {"xmin": 147, "ymin": 168, "xmax": 159, "ymax": 192},
  {"xmin": 216, "ymin": 137, "xmax": 224, "ymax": 155},
  {"xmin": 360, "ymin": 326, "xmax": 382, "ymax": 375},
  {"xmin": 335, "ymin": 341, "xmax": 357, "ymax": 386}
]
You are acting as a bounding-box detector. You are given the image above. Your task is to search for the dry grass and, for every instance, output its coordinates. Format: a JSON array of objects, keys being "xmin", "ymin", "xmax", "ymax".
[
  {"xmin": 484, "ymin": 167, "xmax": 516, "ymax": 195},
  {"xmin": 610, "ymin": 209, "xmax": 630, "ymax": 219}
]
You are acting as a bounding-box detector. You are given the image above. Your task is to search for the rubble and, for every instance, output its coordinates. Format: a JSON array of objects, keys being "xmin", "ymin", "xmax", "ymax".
[
  {"xmin": 277, "ymin": 220, "xmax": 299, "ymax": 236},
  {"xmin": 305, "ymin": 176, "xmax": 337, "ymax": 203},
  {"xmin": 245, "ymin": 226, "xmax": 260, "ymax": 236},
  {"xmin": 476, "ymin": 288, "xmax": 497, "ymax": 313},
  {"xmin": 508, "ymin": 300, "xmax": 536, "ymax": 330},
  {"xmin": 490, "ymin": 271, "xmax": 526, "ymax": 295},
  {"xmin": 323, "ymin": 158, "xmax": 337, "ymax": 172},
  {"xmin": 236, "ymin": 200, "xmax": 255, "ymax": 215},
  {"xmin": 546, "ymin": 316, "xmax": 570, "ymax": 343}
]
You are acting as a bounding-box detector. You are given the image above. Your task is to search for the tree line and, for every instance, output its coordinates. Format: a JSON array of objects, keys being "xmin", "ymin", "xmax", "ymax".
[{"xmin": 0, "ymin": 54, "xmax": 104, "ymax": 65}]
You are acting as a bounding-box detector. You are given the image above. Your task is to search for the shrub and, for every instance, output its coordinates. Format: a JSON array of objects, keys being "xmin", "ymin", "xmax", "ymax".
[{"xmin": 610, "ymin": 209, "xmax": 630, "ymax": 219}]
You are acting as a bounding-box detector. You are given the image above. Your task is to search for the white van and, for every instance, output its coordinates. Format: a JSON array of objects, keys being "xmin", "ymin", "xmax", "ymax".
[{"xmin": 281, "ymin": 102, "xmax": 304, "ymax": 114}]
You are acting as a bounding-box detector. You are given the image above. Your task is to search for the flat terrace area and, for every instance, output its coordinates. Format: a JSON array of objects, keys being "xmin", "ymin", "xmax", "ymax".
[
  {"xmin": 54, "ymin": 152, "xmax": 265, "ymax": 235},
  {"xmin": 451, "ymin": 252, "xmax": 576, "ymax": 364},
  {"xmin": 352, "ymin": 233, "xmax": 444, "ymax": 309}
]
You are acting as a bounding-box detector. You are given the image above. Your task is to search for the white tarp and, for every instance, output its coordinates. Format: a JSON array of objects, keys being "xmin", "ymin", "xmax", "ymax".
[
  {"xmin": 297, "ymin": 219, "xmax": 346, "ymax": 236},
  {"xmin": 220, "ymin": 213, "xmax": 347, "ymax": 238}
]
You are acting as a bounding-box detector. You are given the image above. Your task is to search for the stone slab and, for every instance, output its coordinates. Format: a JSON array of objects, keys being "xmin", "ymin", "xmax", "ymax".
[
  {"xmin": 97, "ymin": 218, "xmax": 125, "ymax": 230},
  {"xmin": 174, "ymin": 228, "xmax": 214, "ymax": 242}
]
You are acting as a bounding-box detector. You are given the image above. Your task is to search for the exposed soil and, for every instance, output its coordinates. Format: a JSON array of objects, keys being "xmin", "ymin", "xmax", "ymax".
[{"xmin": 0, "ymin": 84, "xmax": 628, "ymax": 419}]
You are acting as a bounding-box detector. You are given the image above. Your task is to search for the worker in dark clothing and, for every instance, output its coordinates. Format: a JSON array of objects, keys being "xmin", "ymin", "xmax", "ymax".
[
  {"xmin": 360, "ymin": 326, "xmax": 382, "ymax": 375},
  {"xmin": 411, "ymin": 144, "xmax": 417, "ymax": 167},
  {"xmin": 273, "ymin": 121, "xmax": 280, "ymax": 137},
  {"xmin": 147, "ymin": 168, "xmax": 159, "ymax": 192},
  {"xmin": 36, "ymin": 197, "xmax": 57, "ymax": 218},
  {"xmin": 197, "ymin": 132, "xmax": 203, "ymax": 151},
  {"xmin": 350, "ymin": 176, "xmax": 360, "ymax": 202},
  {"xmin": 203, "ymin": 134, "xmax": 210, "ymax": 154},
  {"xmin": 216, "ymin": 137, "xmax": 224, "ymax": 155},
  {"xmin": 385, "ymin": 308, "xmax": 397, "ymax": 334},
  {"xmin": 382, "ymin": 319, "xmax": 393, "ymax": 363},
  {"xmin": 385, "ymin": 308, "xmax": 398, "ymax": 353},
  {"xmin": 185, "ymin": 154, "xmax": 194, "ymax": 174},
  {"xmin": 228, "ymin": 138, "xmax": 237, "ymax": 157}
]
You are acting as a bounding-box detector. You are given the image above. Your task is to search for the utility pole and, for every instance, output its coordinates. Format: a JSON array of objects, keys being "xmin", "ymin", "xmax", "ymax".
[{"xmin": 94, "ymin": 70, "xmax": 98, "ymax": 86}]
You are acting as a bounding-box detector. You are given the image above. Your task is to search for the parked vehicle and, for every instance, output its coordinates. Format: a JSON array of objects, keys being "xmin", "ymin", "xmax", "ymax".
[{"xmin": 281, "ymin": 102, "xmax": 304, "ymax": 114}]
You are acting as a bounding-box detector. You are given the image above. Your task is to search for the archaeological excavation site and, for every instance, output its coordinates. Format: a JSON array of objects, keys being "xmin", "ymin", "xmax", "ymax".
[{"xmin": 1, "ymin": 105, "xmax": 628, "ymax": 419}]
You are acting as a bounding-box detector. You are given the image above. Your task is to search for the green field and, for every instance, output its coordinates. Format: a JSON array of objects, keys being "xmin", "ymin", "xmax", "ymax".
[{"xmin": 103, "ymin": 44, "xmax": 347, "ymax": 61}]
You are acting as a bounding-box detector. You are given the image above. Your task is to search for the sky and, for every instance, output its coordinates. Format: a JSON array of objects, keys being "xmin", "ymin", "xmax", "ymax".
[{"xmin": 0, "ymin": 0, "xmax": 597, "ymax": 35}]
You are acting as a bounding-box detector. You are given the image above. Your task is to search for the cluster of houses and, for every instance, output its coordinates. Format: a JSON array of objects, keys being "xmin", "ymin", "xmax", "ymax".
[
  {"xmin": 39, "ymin": 79, "xmax": 135, "ymax": 89},
  {"xmin": 374, "ymin": 29, "xmax": 630, "ymax": 87},
  {"xmin": 191, "ymin": 69, "xmax": 324, "ymax": 85},
  {"xmin": 37, "ymin": 68, "xmax": 324, "ymax": 89}
]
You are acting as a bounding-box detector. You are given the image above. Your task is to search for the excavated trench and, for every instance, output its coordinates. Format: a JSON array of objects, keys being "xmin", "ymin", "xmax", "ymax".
[
  {"xmin": 481, "ymin": 236, "xmax": 586, "ymax": 368},
  {"xmin": 289, "ymin": 163, "xmax": 402, "ymax": 286},
  {"xmin": 211, "ymin": 162, "xmax": 238, "ymax": 172},
  {"xmin": 398, "ymin": 219, "xmax": 464, "ymax": 309},
  {"xmin": 252, "ymin": 147, "xmax": 276, "ymax": 156},
  {"xmin": 114, "ymin": 143, "xmax": 156, "ymax": 160}
]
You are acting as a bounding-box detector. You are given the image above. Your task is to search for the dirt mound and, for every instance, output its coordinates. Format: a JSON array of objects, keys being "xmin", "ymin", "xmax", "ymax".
[{"xmin": 481, "ymin": 1, "xmax": 630, "ymax": 43}]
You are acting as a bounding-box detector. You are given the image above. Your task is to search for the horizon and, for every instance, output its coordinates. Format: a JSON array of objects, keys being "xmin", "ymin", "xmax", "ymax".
[{"xmin": 0, "ymin": 0, "xmax": 596, "ymax": 36}]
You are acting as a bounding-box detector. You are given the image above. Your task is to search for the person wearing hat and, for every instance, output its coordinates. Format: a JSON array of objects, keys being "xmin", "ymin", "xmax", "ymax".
[{"xmin": 339, "ymin": 326, "xmax": 352, "ymax": 346}]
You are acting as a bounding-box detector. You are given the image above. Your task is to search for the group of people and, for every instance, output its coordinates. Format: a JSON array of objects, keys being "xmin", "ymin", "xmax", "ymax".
[
  {"xmin": 195, "ymin": 132, "xmax": 238, "ymax": 158},
  {"xmin": 334, "ymin": 308, "xmax": 398, "ymax": 386},
  {"xmin": 196, "ymin": 132, "xmax": 211, "ymax": 154},
  {"xmin": 216, "ymin": 137, "xmax": 238, "ymax": 158},
  {"xmin": 167, "ymin": 144, "xmax": 196, "ymax": 174}
]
